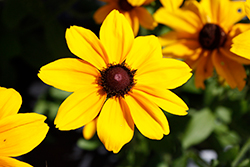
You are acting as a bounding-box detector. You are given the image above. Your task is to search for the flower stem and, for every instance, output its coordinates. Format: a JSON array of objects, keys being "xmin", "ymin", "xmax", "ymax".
[{"xmin": 231, "ymin": 138, "xmax": 250, "ymax": 167}]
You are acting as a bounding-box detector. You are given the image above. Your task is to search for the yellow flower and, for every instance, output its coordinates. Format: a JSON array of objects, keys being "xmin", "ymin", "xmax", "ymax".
[
  {"xmin": 0, "ymin": 87, "xmax": 49, "ymax": 167},
  {"xmin": 38, "ymin": 10, "xmax": 192, "ymax": 153},
  {"xmin": 94, "ymin": 0, "xmax": 157, "ymax": 35},
  {"xmin": 231, "ymin": 0, "xmax": 250, "ymax": 59},
  {"xmin": 154, "ymin": 0, "xmax": 250, "ymax": 90}
]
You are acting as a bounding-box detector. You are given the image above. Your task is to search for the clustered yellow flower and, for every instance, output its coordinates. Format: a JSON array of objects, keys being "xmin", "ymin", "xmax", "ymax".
[
  {"xmin": 38, "ymin": 10, "xmax": 192, "ymax": 153},
  {"xmin": 94, "ymin": 0, "xmax": 158, "ymax": 35},
  {"xmin": 0, "ymin": 87, "xmax": 49, "ymax": 167},
  {"xmin": 154, "ymin": 0, "xmax": 250, "ymax": 90},
  {"xmin": 2, "ymin": 0, "xmax": 250, "ymax": 161}
]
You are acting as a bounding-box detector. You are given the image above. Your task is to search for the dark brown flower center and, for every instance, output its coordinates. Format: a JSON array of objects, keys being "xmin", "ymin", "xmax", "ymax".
[
  {"xmin": 99, "ymin": 62, "xmax": 136, "ymax": 98},
  {"xmin": 118, "ymin": 0, "xmax": 134, "ymax": 11},
  {"xmin": 199, "ymin": 23, "xmax": 227, "ymax": 50}
]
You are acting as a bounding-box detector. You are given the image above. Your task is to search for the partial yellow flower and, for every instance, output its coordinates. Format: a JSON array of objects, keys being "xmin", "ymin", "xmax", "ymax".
[
  {"xmin": 0, "ymin": 87, "xmax": 49, "ymax": 167},
  {"xmin": 231, "ymin": 0, "xmax": 250, "ymax": 60},
  {"xmin": 38, "ymin": 10, "xmax": 192, "ymax": 153},
  {"xmin": 154, "ymin": 0, "xmax": 250, "ymax": 90},
  {"xmin": 94, "ymin": 0, "xmax": 157, "ymax": 35}
]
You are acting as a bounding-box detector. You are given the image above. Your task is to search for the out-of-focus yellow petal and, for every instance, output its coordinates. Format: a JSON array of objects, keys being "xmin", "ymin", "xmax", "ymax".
[
  {"xmin": 246, "ymin": 0, "xmax": 250, "ymax": 19},
  {"xmin": 97, "ymin": 97, "xmax": 134, "ymax": 153},
  {"xmin": 143, "ymin": 0, "xmax": 155, "ymax": 5},
  {"xmin": 65, "ymin": 26, "xmax": 108, "ymax": 69},
  {"xmin": 134, "ymin": 7, "xmax": 157, "ymax": 30},
  {"xmin": 162, "ymin": 40, "xmax": 201, "ymax": 58},
  {"xmin": 212, "ymin": 50, "xmax": 246, "ymax": 90},
  {"xmin": 231, "ymin": 29, "xmax": 250, "ymax": 60},
  {"xmin": 220, "ymin": 48, "xmax": 250, "ymax": 65},
  {"xmin": 160, "ymin": 0, "xmax": 183, "ymax": 12},
  {"xmin": 123, "ymin": 10, "xmax": 140, "ymax": 36},
  {"xmin": 0, "ymin": 87, "xmax": 21, "ymax": 119},
  {"xmin": 54, "ymin": 86, "xmax": 106, "ymax": 130},
  {"xmin": 158, "ymin": 31, "xmax": 197, "ymax": 46},
  {"xmin": 127, "ymin": 0, "xmax": 146, "ymax": 6},
  {"xmin": 0, "ymin": 156, "xmax": 32, "ymax": 167},
  {"xmin": 134, "ymin": 84, "xmax": 188, "ymax": 116},
  {"xmin": 83, "ymin": 118, "xmax": 97, "ymax": 140},
  {"xmin": 200, "ymin": 0, "xmax": 245, "ymax": 31},
  {"xmin": 38, "ymin": 58, "xmax": 99, "ymax": 92},
  {"xmin": 136, "ymin": 58, "xmax": 192, "ymax": 89},
  {"xmin": 100, "ymin": 10, "xmax": 134, "ymax": 64},
  {"xmin": 126, "ymin": 35, "xmax": 162, "ymax": 70},
  {"xmin": 126, "ymin": 90, "xmax": 170, "ymax": 140},
  {"xmin": 0, "ymin": 113, "xmax": 49, "ymax": 157},
  {"xmin": 154, "ymin": 7, "xmax": 202, "ymax": 34},
  {"xmin": 93, "ymin": 3, "xmax": 117, "ymax": 24},
  {"xmin": 194, "ymin": 52, "xmax": 213, "ymax": 89},
  {"xmin": 225, "ymin": 23, "xmax": 250, "ymax": 49}
]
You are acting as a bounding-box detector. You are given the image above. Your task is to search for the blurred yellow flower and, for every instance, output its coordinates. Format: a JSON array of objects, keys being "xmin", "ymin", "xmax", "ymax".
[
  {"xmin": 94, "ymin": 0, "xmax": 157, "ymax": 35},
  {"xmin": 0, "ymin": 87, "xmax": 49, "ymax": 167},
  {"xmin": 231, "ymin": 0, "xmax": 250, "ymax": 60},
  {"xmin": 38, "ymin": 10, "xmax": 192, "ymax": 153},
  {"xmin": 154, "ymin": 0, "xmax": 250, "ymax": 90}
]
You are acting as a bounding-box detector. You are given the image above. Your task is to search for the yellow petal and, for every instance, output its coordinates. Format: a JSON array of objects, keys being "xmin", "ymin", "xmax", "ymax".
[
  {"xmin": 54, "ymin": 85, "xmax": 106, "ymax": 130},
  {"xmin": 97, "ymin": 97, "xmax": 134, "ymax": 153},
  {"xmin": 201, "ymin": 0, "xmax": 245, "ymax": 30},
  {"xmin": 134, "ymin": 7, "xmax": 157, "ymax": 30},
  {"xmin": 143, "ymin": 0, "xmax": 155, "ymax": 5},
  {"xmin": 160, "ymin": 0, "xmax": 183, "ymax": 12},
  {"xmin": 136, "ymin": 58, "xmax": 192, "ymax": 89},
  {"xmin": 158, "ymin": 31, "xmax": 197, "ymax": 46},
  {"xmin": 65, "ymin": 26, "xmax": 108, "ymax": 69},
  {"xmin": 231, "ymin": 29, "xmax": 250, "ymax": 60},
  {"xmin": 134, "ymin": 84, "xmax": 188, "ymax": 116},
  {"xmin": 161, "ymin": 39, "xmax": 201, "ymax": 58},
  {"xmin": 127, "ymin": 0, "xmax": 146, "ymax": 6},
  {"xmin": 0, "ymin": 113, "xmax": 49, "ymax": 157},
  {"xmin": 212, "ymin": 50, "xmax": 246, "ymax": 90},
  {"xmin": 0, "ymin": 156, "xmax": 32, "ymax": 167},
  {"xmin": 100, "ymin": 10, "xmax": 134, "ymax": 64},
  {"xmin": 126, "ymin": 35, "xmax": 162, "ymax": 70},
  {"xmin": 126, "ymin": 90, "xmax": 170, "ymax": 140},
  {"xmin": 93, "ymin": 3, "xmax": 117, "ymax": 24},
  {"xmin": 122, "ymin": 10, "xmax": 140, "ymax": 36},
  {"xmin": 83, "ymin": 118, "xmax": 97, "ymax": 140},
  {"xmin": 220, "ymin": 47, "xmax": 250, "ymax": 65},
  {"xmin": 154, "ymin": 6, "xmax": 202, "ymax": 34},
  {"xmin": 0, "ymin": 87, "xmax": 22, "ymax": 119},
  {"xmin": 38, "ymin": 58, "xmax": 99, "ymax": 92},
  {"xmin": 246, "ymin": 0, "xmax": 250, "ymax": 19},
  {"xmin": 194, "ymin": 52, "xmax": 213, "ymax": 89}
]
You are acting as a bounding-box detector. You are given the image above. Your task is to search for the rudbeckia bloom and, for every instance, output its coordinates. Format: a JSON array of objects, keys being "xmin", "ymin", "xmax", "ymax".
[
  {"xmin": 38, "ymin": 10, "xmax": 192, "ymax": 153},
  {"xmin": 0, "ymin": 87, "xmax": 49, "ymax": 167},
  {"xmin": 231, "ymin": 0, "xmax": 250, "ymax": 59},
  {"xmin": 154, "ymin": 0, "xmax": 250, "ymax": 90},
  {"xmin": 94, "ymin": 0, "xmax": 157, "ymax": 35}
]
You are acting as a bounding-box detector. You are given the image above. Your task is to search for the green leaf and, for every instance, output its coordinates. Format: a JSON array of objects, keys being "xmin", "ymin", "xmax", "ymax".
[
  {"xmin": 215, "ymin": 106, "xmax": 231, "ymax": 124},
  {"xmin": 181, "ymin": 108, "xmax": 216, "ymax": 149}
]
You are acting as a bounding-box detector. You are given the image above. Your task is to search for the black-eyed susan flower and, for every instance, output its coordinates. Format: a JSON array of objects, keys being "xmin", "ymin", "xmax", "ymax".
[
  {"xmin": 94, "ymin": 0, "xmax": 157, "ymax": 35},
  {"xmin": 0, "ymin": 87, "xmax": 49, "ymax": 167},
  {"xmin": 38, "ymin": 10, "xmax": 192, "ymax": 153},
  {"xmin": 231, "ymin": 0, "xmax": 250, "ymax": 59},
  {"xmin": 154, "ymin": 0, "xmax": 250, "ymax": 90}
]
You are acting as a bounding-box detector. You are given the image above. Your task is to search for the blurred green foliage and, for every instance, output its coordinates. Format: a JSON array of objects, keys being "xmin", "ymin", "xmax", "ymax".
[{"xmin": 1, "ymin": 0, "xmax": 250, "ymax": 166}]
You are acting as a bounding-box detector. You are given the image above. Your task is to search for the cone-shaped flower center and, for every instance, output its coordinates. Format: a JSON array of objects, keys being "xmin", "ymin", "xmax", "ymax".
[
  {"xmin": 199, "ymin": 23, "xmax": 227, "ymax": 50},
  {"xmin": 99, "ymin": 62, "xmax": 136, "ymax": 98},
  {"xmin": 118, "ymin": 0, "xmax": 134, "ymax": 11}
]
